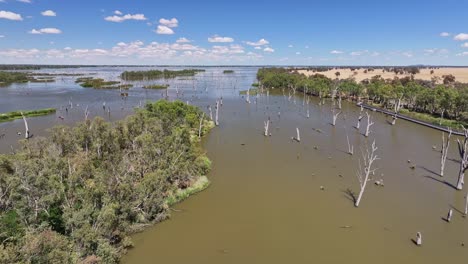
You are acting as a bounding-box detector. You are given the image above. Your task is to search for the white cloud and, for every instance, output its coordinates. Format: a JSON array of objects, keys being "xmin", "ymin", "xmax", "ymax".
[
  {"xmin": 159, "ymin": 18, "xmax": 178, "ymax": 28},
  {"xmin": 305, "ymin": 45, "xmax": 309, "ymax": 49},
  {"xmin": 254, "ymin": 46, "xmax": 261, "ymax": 50},
  {"xmin": 176, "ymin": 37, "xmax": 191, "ymax": 43},
  {"xmin": 156, "ymin": 25, "xmax": 174, "ymax": 35},
  {"xmin": 64, "ymin": 47, "xmax": 72, "ymax": 50},
  {"xmin": 462, "ymin": 43, "xmax": 468, "ymax": 48},
  {"xmin": 456, "ymin": 51, "xmax": 468, "ymax": 56},
  {"xmin": 29, "ymin": 28, "xmax": 62, "ymax": 34},
  {"xmin": 0, "ymin": 10, "xmax": 23, "ymax": 21},
  {"xmin": 0, "ymin": 35, "xmax": 4, "ymax": 38},
  {"xmin": 330, "ymin": 50, "xmax": 343, "ymax": 54},
  {"xmin": 296, "ymin": 52, "xmax": 301, "ymax": 55},
  {"xmin": 41, "ymin": 10, "xmax": 56, "ymax": 17},
  {"xmin": 105, "ymin": 13, "xmax": 147, "ymax": 22},
  {"xmin": 350, "ymin": 50, "xmax": 368, "ymax": 56},
  {"xmin": 423, "ymin": 48, "xmax": 449, "ymax": 55},
  {"xmin": 17, "ymin": 0, "xmax": 31, "ymax": 3},
  {"xmin": 288, "ymin": 44, "xmax": 293, "ymax": 48},
  {"xmin": 245, "ymin": 38, "xmax": 269, "ymax": 46},
  {"xmin": 454, "ymin": 33, "xmax": 468, "ymax": 41},
  {"xmin": 263, "ymin": 47, "xmax": 274, "ymax": 53},
  {"xmin": 402, "ymin": 51, "xmax": 413, "ymax": 58},
  {"xmin": 211, "ymin": 44, "xmax": 245, "ymax": 55},
  {"xmin": 114, "ymin": 10, "xmax": 122, "ymax": 15},
  {"xmin": 440, "ymin": 32, "xmax": 450, "ymax": 37},
  {"xmin": 208, "ymin": 35, "xmax": 234, "ymax": 43}
]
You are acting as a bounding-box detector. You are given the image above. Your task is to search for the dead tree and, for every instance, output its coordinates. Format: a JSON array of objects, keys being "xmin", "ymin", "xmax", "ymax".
[
  {"xmin": 464, "ymin": 194, "xmax": 468, "ymax": 217},
  {"xmin": 84, "ymin": 106, "xmax": 89, "ymax": 121},
  {"xmin": 440, "ymin": 129, "xmax": 452, "ymax": 177},
  {"xmin": 391, "ymin": 113, "xmax": 397, "ymax": 126},
  {"xmin": 20, "ymin": 112, "xmax": 31, "ymax": 139},
  {"xmin": 355, "ymin": 140, "xmax": 379, "ymax": 207},
  {"xmin": 307, "ymin": 108, "xmax": 310, "ymax": 118},
  {"xmin": 246, "ymin": 89, "xmax": 251, "ymax": 104},
  {"xmin": 356, "ymin": 108, "xmax": 363, "ymax": 129},
  {"xmin": 446, "ymin": 208, "xmax": 453, "ymax": 222},
  {"xmin": 264, "ymin": 117, "xmax": 271, "ymax": 136},
  {"xmin": 346, "ymin": 133, "xmax": 354, "ymax": 155},
  {"xmin": 292, "ymin": 127, "xmax": 300, "ymax": 142},
  {"xmin": 456, "ymin": 127, "xmax": 468, "ymax": 190},
  {"xmin": 208, "ymin": 106, "xmax": 213, "ymax": 121},
  {"xmin": 198, "ymin": 113, "xmax": 205, "ymax": 138},
  {"xmin": 215, "ymin": 100, "xmax": 220, "ymax": 126},
  {"xmin": 416, "ymin": 232, "xmax": 422, "ymax": 246},
  {"xmin": 365, "ymin": 112, "xmax": 374, "ymax": 137},
  {"xmin": 332, "ymin": 110, "xmax": 341, "ymax": 126}
]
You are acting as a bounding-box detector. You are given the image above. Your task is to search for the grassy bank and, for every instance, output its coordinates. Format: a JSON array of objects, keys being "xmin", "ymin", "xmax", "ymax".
[
  {"xmin": 399, "ymin": 108, "xmax": 467, "ymax": 129},
  {"xmin": 75, "ymin": 77, "xmax": 132, "ymax": 89},
  {"xmin": 0, "ymin": 108, "xmax": 56, "ymax": 123},
  {"xmin": 223, "ymin": 70, "xmax": 234, "ymax": 74}
]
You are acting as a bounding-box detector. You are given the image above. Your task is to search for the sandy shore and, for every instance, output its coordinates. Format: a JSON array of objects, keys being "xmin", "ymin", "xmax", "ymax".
[{"xmin": 298, "ymin": 67, "xmax": 468, "ymax": 83}]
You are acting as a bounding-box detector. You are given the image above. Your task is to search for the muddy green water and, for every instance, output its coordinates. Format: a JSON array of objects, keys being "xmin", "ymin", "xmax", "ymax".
[{"xmin": 1, "ymin": 67, "xmax": 467, "ymax": 263}]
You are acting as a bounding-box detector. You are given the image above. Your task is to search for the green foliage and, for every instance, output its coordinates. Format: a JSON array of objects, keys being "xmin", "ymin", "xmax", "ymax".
[
  {"xmin": 143, "ymin": 84, "xmax": 169, "ymax": 89},
  {"xmin": 223, "ymin": 70, "xmax": 234, "ymax": 74},
  {"xmin": 121, "ymin": 69, "xmax": 205, "ymax": 81},
  {"xmin": 0, "ymin": 71, "xmax": 29, "ymax": 85},
  {"xmin": 257, "ymin": 67, "xmax": 468, "ymax": 124},
  {"xmin": 77, "ymin": 78, "xmax": 123, "ymax": 89},
  {"xmin": 0, "ymin": 100, "xmax": 213, "ymax": 263},
  {"xmin": 0, "ymin": 108, "xmax": 56, "ymax": 123}
]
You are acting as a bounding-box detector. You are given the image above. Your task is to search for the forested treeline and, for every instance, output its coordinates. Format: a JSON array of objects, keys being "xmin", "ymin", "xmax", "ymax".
[
  {"xmin": 0, "ymin": 100, "xmax": 214, "ymax": 263},
  {"xmin": 120, "ymin": 69, "xmax": 205, "ymax": 81},
  {"xmin": 257, "ymin": 68, "xmax": 468, "ymax": 124}
]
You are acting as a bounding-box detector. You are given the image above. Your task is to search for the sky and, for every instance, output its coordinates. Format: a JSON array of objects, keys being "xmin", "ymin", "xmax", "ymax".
[{"xmin": 0, "ymin": 0, "xmax": 467, "ymax": 65}]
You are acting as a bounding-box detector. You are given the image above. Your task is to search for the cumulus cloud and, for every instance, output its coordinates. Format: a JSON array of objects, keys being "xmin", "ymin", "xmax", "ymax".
[
  {"xmin": 0, "ymin": 35, "xmax": 4, "ymax": 38},
  {"xmin": 454, "ymin": 33, "xmax": 468, "ymax": 41},
  {"xmin": 17, "ymin": 0, "xmax": 31, "ymax": 3},
  {"xmin": 29, "ymin": 28, "xmax": 62, "ymax": 34},
  {"xmin": 402, "ymin": 51, "xmax": 413, "ymax": 58},
  {"xmin": 41, "ymin": 10, "xmax": 56, "ymax": 16},
  {"xmin": 176, "ymin": 37, "xmax": 191, "ymax": 43},
  {"xmin": 456, "ymin": 51, "xmax": 468, "ymax": 56},
  {"xmin": 156, "ymin": 25, "xmax": 174, "ymax": 35},
  {"xmin": 263, "ymin": 47, "xmax": 274, "ymax": 53},
  {"xmin": 0, "ymin": 10, "xmax": 23, "ymax": 21},
  {"xmin": 288, "ymin": 44, "xmax": 293, "ymax": 48},
  {"xmin": 330, "ymin": 50, "xmax": 343, "ymax": 54},
  {"xmin": 245, "ymin": 38, "xmax": 269, "ymax": 46},
  {"xmin": 254, "ymin": 46, "xmax": 261, "ymax": 50},
  {"xmin": 462, "ymin": 43, "xmax": 468, "ymax": 48},
  {"xmin": 105, "ymin": 13, "xmax": 147, "ymax": 22},
  {"xmin": 159, "ymin": 18, "xmax": 178, "ymax": 28},
  {"xmin": 440, "ymin": 32, "xmax": 450, "ymax": 37},
  {"xmin": 350, "ymin": 50, "xmax": 369, "ymax": 56},
  {"xmin": 114, "ymin": 10, "xmax": 122, "ymax": 15},
  {"xmin": 208, "ymin": 35, "xmax": 234, "ymax": 43}
]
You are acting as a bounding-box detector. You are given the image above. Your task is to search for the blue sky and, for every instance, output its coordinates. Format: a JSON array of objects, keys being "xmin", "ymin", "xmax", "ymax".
[{"xmin": 0, "ymin": 0, "xmax": 467, "ymax": 65}]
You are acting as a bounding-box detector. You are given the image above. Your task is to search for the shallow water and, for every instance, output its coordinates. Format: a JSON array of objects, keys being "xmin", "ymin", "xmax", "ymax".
[{"xmin": 1, "ymin": 67, "xmax": 467, "ymax": 264}]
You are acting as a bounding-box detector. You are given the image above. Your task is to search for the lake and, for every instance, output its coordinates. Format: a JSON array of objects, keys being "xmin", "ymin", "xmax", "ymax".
[{"xmin": 1, "ymin": 66, "xmax": 467, "ymax": 264}]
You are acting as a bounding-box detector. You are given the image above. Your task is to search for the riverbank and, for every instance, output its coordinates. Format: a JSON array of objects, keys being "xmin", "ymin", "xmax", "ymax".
[{"xmin": 0, "ymin": 108, "xmax": 56, "ymax": 123}]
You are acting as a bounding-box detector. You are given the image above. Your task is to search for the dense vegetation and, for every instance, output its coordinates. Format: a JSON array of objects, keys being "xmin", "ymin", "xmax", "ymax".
[
  {"xmin": 0, "ymin": 100, "xmax": 214, "ymax": 263},
  {"xmin": 0, "ymin": 71, "xmax": 29, "ymax": 85},
  {"xmin": 143, "ymin": 84, "xmax": 169, "ymax": 89},
  {"xmin": 257, "ymin": 68, "xmax": 468, "ymax": 127},
  {"xmin": 75, "ymin": 77, "xmax": 132, "ymax": 89},
  {"xmin": 0, "ymin": 108, "xmax": 56, "ymax": 123},
  {"xmin": 120, "ymin": 69, "xmax": 205, "ymax": 81},
  {"xmin": 223, "ymin": 70, "xmax": 234, "ymax": 74}
]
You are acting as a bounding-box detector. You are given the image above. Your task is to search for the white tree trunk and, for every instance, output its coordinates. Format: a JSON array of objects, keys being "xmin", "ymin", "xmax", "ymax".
[
  {"xmin": 198, "ymin": 113, "xmax": 205, "ymax": 138},
  {"xmin": 347, "ymin": 133, "xmax": 354, "ymax": 155},
  {"xmin": 365, "ymin": 112, "xmax": 374, "ymax": 137},
  {"xmin": 264, "ymin": 117, "xmax": 270, "ymax": 137},
  {"xmin": 447, "ymin": 208, "xmax": 453, "ymax": 222},
  {"xmin": 440, "ymin": 129, "xmax": 452, "ymax": 177},
  {"xmin": 332, "ymin": 110, "xmax": 341, "ymax": 126},
  {"xmin": 20, "ymin": 112, "xmax": 30, "ymax": 139},
  {"xmin": 416, "ymin": 232, "xmax": 422, "ymax": 246},
  {"xmin": 456, "ymin": 128, "xmax": 468, "ymax": 190},
  {"xmin": 215, "ymin": 100, "xmax": 220, "ymax": 126},
  {"xmin": 208, "ymin": 106, "xmax": 213, "ymax": 121},
  {"xmin": 355, "ymin": 140, "xmax": 379, "ymax": 207},
  {"xmin": 464, "ymin": 194, "xmax": 468, "ymax": 216}
]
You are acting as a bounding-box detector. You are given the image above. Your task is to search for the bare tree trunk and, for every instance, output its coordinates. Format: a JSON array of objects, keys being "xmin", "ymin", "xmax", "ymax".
[
  {"xmin": 332, "ymin": 110, "xmax": 341, "ymax": 126},
  {"xmin": 246, "ymin": 89, "xmax": 251, "ymax": 104},
  {"xmin": 215, "ymin": 100, "xmax": 219, "ymax": 126},
  {"xmin": 198, "ymin": 113, "xmax": 205, "ymax": 138},
  {"xmin": 307, "ymin": 108, "xmax": 310, "ymax": 119},
  {"xmin": 440, "ymin": 129, "xmax": 452, "ymax": 177},
  {"xmin": 365, "ymin": 112, "xmax": 374, "ymax": 137},
  {"xmin": 264, "ymin": 117, "xmax": 270, "ymax": 137},
  {"xmin": 20, "ymin": 112, "xmax": 31, "ymax": 139},
  {"xmin": 456, "ymin": 128, "xmax": 468, "ymax": 190},
  {"xmin": 346, "ymin": 133, "xmax": 354, "ymax": 155},
  {"xmin": 208, "ymin": 106, "xmax": 213, "ymax": 121},
  {"xmin": 391, "ymin": 113, "xmax": 397, "ymax": 125},
  {"xmin": 292, "ymin": 128, "xmax": 300, "ymax": 142},
  {"xmin": 356, "ymin": 108, "xmax": 363, "ymax": 129},
  {"xmin": 338, "ymin": 95, "xmax": 342, "ymax": 109},
  {"xmin": 447, "ymin": 208, "xmax": 453, "ymax": 222},
  {"xmin": 355, "ymin": 140, "xmax": 379, "ymax": 207},
  {"xmin": 84, "ymin": 105, "xmax": 89, "ymax": 121},
  {"xmin": 416, "ymin": 232, "xmax": 422, "ymax": 246},
  {"xmin": 464, "ymin": 194, "xmax": 468, "ymax": 217}
]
